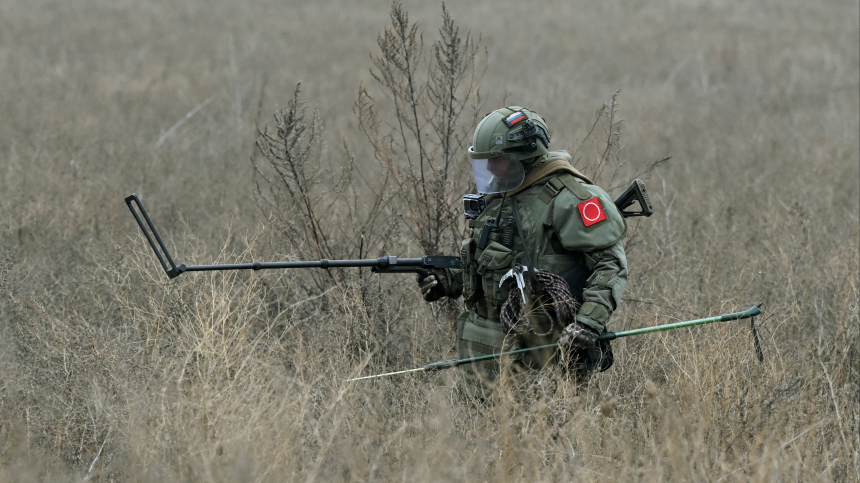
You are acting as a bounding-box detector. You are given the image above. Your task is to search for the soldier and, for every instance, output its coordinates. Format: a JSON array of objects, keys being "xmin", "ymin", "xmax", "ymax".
[{"xmin": 417, "ymin": 107, "xmax": 628, "ymax": 397}]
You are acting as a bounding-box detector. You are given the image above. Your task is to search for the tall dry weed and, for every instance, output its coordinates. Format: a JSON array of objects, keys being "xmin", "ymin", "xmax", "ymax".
[{"xmin": 358, "ymin": 2, "xmax": 485, "ymax": 255}]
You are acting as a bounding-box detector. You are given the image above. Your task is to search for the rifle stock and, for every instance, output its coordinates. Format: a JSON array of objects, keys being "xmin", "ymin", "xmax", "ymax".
[{"xmin": 613, "ymin": 179, "xmax": 654, "ymax": 218}]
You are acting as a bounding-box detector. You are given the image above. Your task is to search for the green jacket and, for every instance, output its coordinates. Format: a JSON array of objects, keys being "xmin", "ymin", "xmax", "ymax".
[
  {"xmin": 447, "ymin": 153, "xmax": 628, "ymax": 395},
  {"xmin": 454, "ymin": 154, "xmax": 628, "ymax": 334}
]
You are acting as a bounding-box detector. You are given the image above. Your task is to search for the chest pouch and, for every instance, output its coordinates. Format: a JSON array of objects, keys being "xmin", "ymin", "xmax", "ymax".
[{"xmin": 476, "ymin": 240, "xmax": 514, "ymax": 276}]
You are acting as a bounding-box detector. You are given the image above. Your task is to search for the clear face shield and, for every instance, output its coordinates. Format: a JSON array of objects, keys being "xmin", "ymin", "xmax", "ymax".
[{"xmin": 470, "ymin": 154, "xmax": 526, "ymax": 194}]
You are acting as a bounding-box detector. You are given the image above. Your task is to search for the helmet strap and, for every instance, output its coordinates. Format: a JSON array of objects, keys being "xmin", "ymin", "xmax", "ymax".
[{"xmin": 520, "ymin": 155, "xmax": 544, "ymax": 174}]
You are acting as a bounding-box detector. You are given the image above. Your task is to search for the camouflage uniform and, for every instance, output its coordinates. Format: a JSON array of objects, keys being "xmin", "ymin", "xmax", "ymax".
[
  {"xmin": 425, "ymin": 107, "xmax": 628, "ymax": 398},
  {"xmin": 458, "ymin": 155, "xmax": 627, "ymax": 394}
]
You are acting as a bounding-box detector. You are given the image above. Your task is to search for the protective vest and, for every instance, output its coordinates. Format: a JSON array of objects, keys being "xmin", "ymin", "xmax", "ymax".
[{"xmin": 460, "ymin": 171, "xmax": 627, "ymax": 323}]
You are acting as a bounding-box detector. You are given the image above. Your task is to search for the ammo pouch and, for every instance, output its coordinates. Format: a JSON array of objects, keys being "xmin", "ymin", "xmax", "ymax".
[
  {"xmin": 455, "ymin": 310, "xmax": 521, "ymax": 398},
  {"xmin": 456, "ymin": 310, "xmax": 515, "ymax": 362},
  {"xmin": 475, "ymin": 241, "xmax": 515, "ymax": 319},
  {"xmin": 460, "ymin": 238, "xmax": 482, "ymax": 305},
  {"xmin": 476, "ymin": 240, "xmax": 514, "ymax": 275}
]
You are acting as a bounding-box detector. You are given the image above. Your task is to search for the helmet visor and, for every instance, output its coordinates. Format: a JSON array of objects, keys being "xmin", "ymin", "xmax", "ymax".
[{"xmin": 470, "ymin": 155, "xmax": 525, "ymax": 194}]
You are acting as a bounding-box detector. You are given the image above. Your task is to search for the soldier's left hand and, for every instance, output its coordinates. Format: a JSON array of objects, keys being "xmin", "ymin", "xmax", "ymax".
[{"xmin": 557, "ymin": 322, "xmax": 599, "ymax": 350}]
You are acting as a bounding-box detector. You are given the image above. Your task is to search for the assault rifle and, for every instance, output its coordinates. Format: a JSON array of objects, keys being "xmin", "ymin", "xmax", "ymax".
[{"xmin": 125, "ymin": 179, "xmax": 651, "ymax": 280}]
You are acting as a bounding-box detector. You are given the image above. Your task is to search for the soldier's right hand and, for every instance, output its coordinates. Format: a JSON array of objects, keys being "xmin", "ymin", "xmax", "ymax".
[{"xmin": 416, "ymin": 268, "xmax": 448, "ymax": 302}]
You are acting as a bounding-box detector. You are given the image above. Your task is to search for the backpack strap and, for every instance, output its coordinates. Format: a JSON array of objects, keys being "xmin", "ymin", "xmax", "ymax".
[
  {"xmin": 538, "ymin": 174, "xmax": 592, "ymax": 204},
  {"xmin": 538, "ymin": 177, "xmax": 566, "ymax": 203},
  {"xmin": 560, "ymin": 175, "xmax": 592, "ymax": 200},
  {"xmin": 538, "ymin": 174, "xmax": 594, "ymax": 228}
]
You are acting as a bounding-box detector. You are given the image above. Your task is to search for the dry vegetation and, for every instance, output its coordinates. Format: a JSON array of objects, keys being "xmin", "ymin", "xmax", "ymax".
[{"xmin": 0, "ymin": 0, "xmax": 858, "ymax": 481}]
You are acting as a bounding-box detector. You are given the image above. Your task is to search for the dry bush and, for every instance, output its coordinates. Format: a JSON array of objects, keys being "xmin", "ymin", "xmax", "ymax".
[
  {"xmin": 253, "ymin": 83, "xmax": 397, "ymax": 294},
  {"xmin": 358, "ymin": 2, "xmax": 485, "ymax": 255},
  {"xmin": 0, "ymin": 0, "xmax": 857, "ymax": 481}
]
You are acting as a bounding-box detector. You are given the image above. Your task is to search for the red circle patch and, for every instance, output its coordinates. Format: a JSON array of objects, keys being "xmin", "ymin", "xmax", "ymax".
[{"xmin": 577, "ymin": 197, "xmax": 607, "ymax": 227}]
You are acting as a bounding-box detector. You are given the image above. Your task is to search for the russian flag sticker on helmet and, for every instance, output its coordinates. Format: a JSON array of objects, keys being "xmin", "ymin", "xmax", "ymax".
[
  {"xmin": 504, "ymin": 111, "xmax": 527, "ymax": 127},
  {"xmin": 577, "ymin": 197, "xmax": 607, "ymax": 227}
]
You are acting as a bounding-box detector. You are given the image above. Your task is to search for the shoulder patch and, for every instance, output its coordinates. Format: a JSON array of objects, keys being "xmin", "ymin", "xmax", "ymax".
[
  {"xmin": 552, "ymin": 184, "xmax": 627, "ymax": 251},
  {"xmin": 577, "ymin": 197, "xmax": 607, "ymax": 227}
]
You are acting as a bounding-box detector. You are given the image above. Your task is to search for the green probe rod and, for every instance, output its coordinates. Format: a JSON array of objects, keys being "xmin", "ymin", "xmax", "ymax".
[{"xmin": 347, "ymin": 306, "xmax": 761, "ymax": 382}]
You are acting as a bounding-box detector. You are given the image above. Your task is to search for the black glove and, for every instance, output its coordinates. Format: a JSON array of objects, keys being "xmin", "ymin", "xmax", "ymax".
[
  {"xmin": 557, "ymin": 322, "xmax": 599, "ymax": 350},
  {"xmin": 416, "ymin": 268, "xmax": 452, "ymax": 302}
]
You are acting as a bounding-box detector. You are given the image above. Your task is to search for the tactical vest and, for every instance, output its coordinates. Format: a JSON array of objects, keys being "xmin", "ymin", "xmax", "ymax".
[{"xmin": 461, "ymin": 173, "xmax": 597, "ymax": 321}]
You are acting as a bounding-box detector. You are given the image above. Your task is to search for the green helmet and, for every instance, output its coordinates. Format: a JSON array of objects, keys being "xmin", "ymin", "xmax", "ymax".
[{"xmin": 468, "ymin": 106, "xmax": 551, "ymax": 163}]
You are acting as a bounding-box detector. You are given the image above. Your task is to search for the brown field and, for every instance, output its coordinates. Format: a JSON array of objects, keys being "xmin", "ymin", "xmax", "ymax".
[{"xmin": 0, "ymin": 0, "xmax": 858, "ymax": 481}]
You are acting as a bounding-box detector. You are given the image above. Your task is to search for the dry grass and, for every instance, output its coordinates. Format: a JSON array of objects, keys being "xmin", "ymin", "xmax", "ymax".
[{"xmin": 0, "ymin": 0, "xmax": 857, "ymax": 481}]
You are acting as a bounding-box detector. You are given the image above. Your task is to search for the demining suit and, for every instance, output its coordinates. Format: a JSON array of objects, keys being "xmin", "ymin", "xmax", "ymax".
[{"xmin": 418, "ymin": 107, "xmax": 628, "ymax": 397}]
